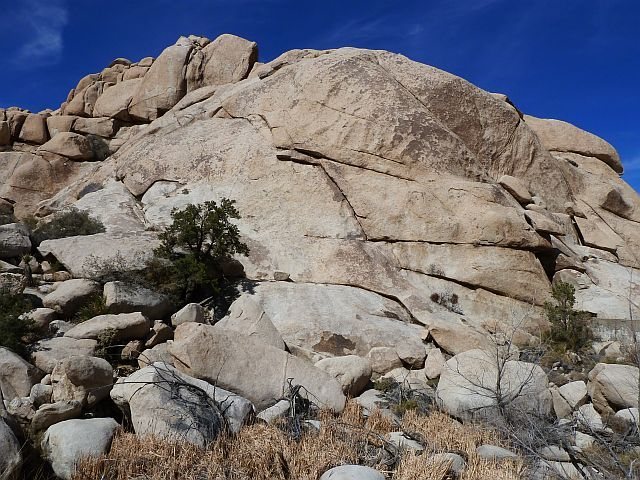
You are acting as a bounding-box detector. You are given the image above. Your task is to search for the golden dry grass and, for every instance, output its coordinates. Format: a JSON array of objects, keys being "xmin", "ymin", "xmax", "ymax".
[{"xmin": 73, "ymin": 402, "xmax": 523, "ymax": 480}]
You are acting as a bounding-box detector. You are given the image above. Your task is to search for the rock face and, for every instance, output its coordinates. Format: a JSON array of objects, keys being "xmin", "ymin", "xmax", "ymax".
[
  {"xmin": 110, "ymin": 363, "xmax": 253, "ymax": 445},
  {"xmin": 169, "ymin": 322, "xmax": 347, "ymax": 412},
  {"xmin": 1, "ymin": 36, "xmax": 640, "ymax": 436},
  {"xmin": 436, "ymin": 349, "xmax": 552, "ymax": 418}
]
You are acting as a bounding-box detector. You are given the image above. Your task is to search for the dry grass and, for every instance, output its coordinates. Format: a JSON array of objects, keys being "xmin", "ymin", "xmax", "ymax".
[{"xmin": 74, "ymin": 402, "xmax": 523, "ymax": 480}]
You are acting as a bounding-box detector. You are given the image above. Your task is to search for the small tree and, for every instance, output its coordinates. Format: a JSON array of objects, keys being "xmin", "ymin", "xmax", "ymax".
[
  {"xmin": 151, "ymin": 199, "xmax": 249, "ymax": 304},
  {"xmin": 544, "ymin": 281, "xmax": 592, "ymax": 351}
]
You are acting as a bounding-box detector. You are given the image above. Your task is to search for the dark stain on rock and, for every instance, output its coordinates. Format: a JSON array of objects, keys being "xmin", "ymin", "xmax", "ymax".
[{"xmin": 313, "ymin": 333, "xmax": 356, "ymax": 356}]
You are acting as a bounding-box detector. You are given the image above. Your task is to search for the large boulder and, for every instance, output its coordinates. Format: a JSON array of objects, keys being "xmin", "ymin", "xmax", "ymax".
[
  {"xmin": 37, "ymin": 132, "xmax": 94, "ymax": 161},
  {"xmin": 64, "ymin": 312, "xmax": 150, "ymax": 342},
  {"xmin": 524, "ymin": 115, "xmax": 622, "ymax": 173},
  {"xmin": 93, "ymin": 78, "xmax": 142, "ymax": 120},
  {"xmin": 129, "ymin": 42, "xmax": 193, "ymax": 121},
  {"xmin": 110, "ymin": 362, "xmax": 253, "ymax": 445},
  {"xmin": 41, "ymin": 418, "xmax": 118, "ymax": 480},
  {"xmin": 0, "ymin": 348, "xmax": 43, "ymax": 402},
  {"xmin": 588, "ymin": 363, "xmax": 639, "ymax": 411},
  {"xmin": 169, "ymin": 322, "xmax": 347, "ymax": 412},
  {"xmin": 0, "ymin": 223, "xmax": 31, "ymax": 259},
  {"xmin": 186, "ymin": 34, "xmax": 257, "ymax": 91},
  {"xmin": 18, "ymin": 114, "xmax": 49, "ymax": 144},
  {"xmin": 103, "ymin": 281, "xmax": 173, "ymax": 319},
  {"xmin": 42, "ymin": 279, "xmax": 101, "ymax": 316},
  {"xmin": 436, "ymin": 348, "xmax": 552, "ymax": 418},
  {"xmin": 38, "ymin": 232, "xmax": 160, "ymax": 279},
  {"xmin": 50, "ymin": 355, "xmax": 113, "ymax": 407},
  {"xmin": 224, "ymin": 283, "xmax": 425, "ymax": 365},
  {"xmin": 0, "ymin": 417, "xmax": 22, "ymax": 480}
]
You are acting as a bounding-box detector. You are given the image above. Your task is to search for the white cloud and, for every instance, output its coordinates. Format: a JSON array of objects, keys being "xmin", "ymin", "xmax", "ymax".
[{"xmin": 13, "ymin": 0, "xmax": 68, "ymax": 67}]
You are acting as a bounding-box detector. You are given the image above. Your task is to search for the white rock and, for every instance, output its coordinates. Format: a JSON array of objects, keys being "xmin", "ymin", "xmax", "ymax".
[
  {"xmin": 110, "ymin": 363, "xmax": 253, "ymax": 443},
  {"xmin": 386, "ymin": 431, "xmax": 424, "ymax": 451},
  {"xmin": 476, "ymin": 444, "xmax": 518, "ymax": 460},
  {"xmin": 42, "ymin": 279, "xmax": 101, "ymax": 316},
  {"xmin": 171, "ymin": 302, "xmax": 205, "ymax": 327},
  {"xmin": 42, "ymin": 418, "xmax": 119, "ymax": 480},
  {"xmin": 424, "ymin": 347, "xmax": 446, "ymax": 379},
  {"xmin": 436, "ymin": 348, "xmax": 552, "ymax": 418},
  {"xmin": 64, "ymin": 312, "xmax": 150, "ymax": 342},
  {"xmin": 216, "ymin": 296, "xmax": 285, "ymax": 350},
  {"xmin": 319, "ymin": 465, "xmax": 385, "ymax": 480}
]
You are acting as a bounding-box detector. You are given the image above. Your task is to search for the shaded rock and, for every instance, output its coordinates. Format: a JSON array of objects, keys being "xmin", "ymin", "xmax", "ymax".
[
  {"xmin": 37, "ymin": 132, "xmax": 94, "ymax": 161},
  {"xmin": 216, "ymin": 296, "xmax": 285, "ymax": 350},
  {"xmin": 65, "ymin": 312, "xmax": 150, "ymax": 342},
  {"xmin": 430, "ymin": 453, "xmax": 466, "ymax": 475},
  {"xmin": 314, "ymin": 355, "xmax": 372, "ymax": 397},
  {"xmin": 42, "ymin": 279, "xmax": 101, "ymax": 317},
  {"xmin": 0, "ymin": 121, "xmax": 10, "ymax": 145},
  {"xmin": 0, "ymin": 223, "xmax": 31, "ymax": 259},
  {"xmin": 31, "ymin": 337, "xmax": 98, "ymax": 374},
  {"xmin": 26, "ymin": 308, "xmax": 57, "ymax": 331},
  {"xmin": 436, "ymin": 349, "xmax": 551, "ymax": 418},
  {"xmin": 111, "ymin": 362, "xmax": 253, "ymax": 443},
  {"xmin": 0, "ymin": 416, "xmax": 22, "ymax": 480},
  {"xmin": 614, "ymin": 408, "xmax": 639, "ymax": 427},
  {"xmin": 0, "ymin": 347, "xmax": 43, "ymax": 402},
  {"xmin": 103, "ymin": 281, "xmax": 173, "ymax": 319},
  {"xmin": 51, "ymin": 356, "xmax": 113, "ymax": 407},
  {"xmin": 41, "ymin": 418, "xmax": 118, "ymax": 480},
  {"xmin": 169, "ymin": 322, "xmax": 346, "ymax": 412},
  {"xmin": 121, "ymin": 339, "xmax": 144, "ymax": 360},
  {"xmin": 31, "ymin": 400, "xmax": 82, "ymax": 432},
  {"xmin": 538, "ymin": 445, "xmax": 570, "ymax": 462},
  {"xmin": 29, "ymin": 383, "xmax": 53, "ymax": 408},
  {"xmin": 170, "ymin": 302, "xmax": 205, "ymax": 327}
]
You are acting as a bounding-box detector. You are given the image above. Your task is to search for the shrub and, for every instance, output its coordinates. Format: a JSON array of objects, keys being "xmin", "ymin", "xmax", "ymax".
[
  {"xmin": 152, "ymin": 199, "xmax": 249, "ymax": 304},
  {"xmin": 0, "ymin": 291, "xmax": 36, "ymax": 357},
  {"xmin": 544, "ymin": 281, "xmax": 592, "ymax": 351},
  {"xmin": 73, "ymin": 293, "xmax": 109, "ymax": 323},
  {"xmin": 29, "ymin": 208, "xmax": 105, "ymax": 245},
  {"xmin": 429, "ymin": 291, "xmax": 462, "ymax": 314}
]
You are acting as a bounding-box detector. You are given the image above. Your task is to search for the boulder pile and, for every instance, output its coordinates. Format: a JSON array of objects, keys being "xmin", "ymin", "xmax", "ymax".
[{"xmin": 0, "ymin": 33, "xmax": 639, "ymax": 479}]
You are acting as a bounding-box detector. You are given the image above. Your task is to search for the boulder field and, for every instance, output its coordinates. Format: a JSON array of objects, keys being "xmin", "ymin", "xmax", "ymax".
[{"xmin": 1, "ymin": 33, "xmax": 639, "ymax": 479}]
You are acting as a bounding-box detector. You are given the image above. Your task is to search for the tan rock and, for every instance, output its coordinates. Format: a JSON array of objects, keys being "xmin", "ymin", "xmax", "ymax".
[
  {"xmin": 18, "ymin": 114, "xmax": 49, "ymax": 144},
  {"xmin": 6, "ymin": 110, "xmax": 29, "ymax": 138},
  {"xmin": 72, "ymin": 117, "xmax": 117, "ymax": 138},
  {"xmin": 51, "ymin": 356, "xmax": 113, "ymax": 407},
  {"xmin": 37, "ymin": 132, "xmax": 94, "ymax": 161},
  {"xmin": 129, "ymin": 43, "xmax": 193, "ymax": 121},
  {"xmin": 93, "ymin": 79, "xmax": 143, "ymax": 120},
  {"xmin": 46, "ymin": 115, "xmax": 77, "ymax": 137},
  {"xmin": 170, "ymin": 322, "xmax": 347, "ymax": 412},
  {"xmin": 122, "ymin": 65, "xmax": 149, "ymax": 81},
  {"xmin": 0, "ymin": 347, "xmax": 43, "ymax": 402},
  {"xmin": 314, "ymin": 355, "xmax": 372, "ymax": 397},
  {"xmin": 499, "ymin": 175, "xmax": 532, "ymax": 204},
  {"xmin": 524, "ymin": 115, "xmax": 622, "ymax": 173},
  {"xmin": 0, "ymin": 121, "xmax": 10, "ymax": 145},
  {"xmin": 65, "ymin": 312, "xmax": 151, "ymax": 342},
  {"xmin": 186, "ymin": 34, "xmax": 257, "ymax": 91},
  {"xmin": 31, "ymin": 337, "xmax": 98, "ymax": 374}
]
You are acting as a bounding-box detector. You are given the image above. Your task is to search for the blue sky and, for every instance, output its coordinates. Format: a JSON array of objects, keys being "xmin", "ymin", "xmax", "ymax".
[{"xmin": 0, "ymin": 0, "xmax": 638, "ymax": 190}]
